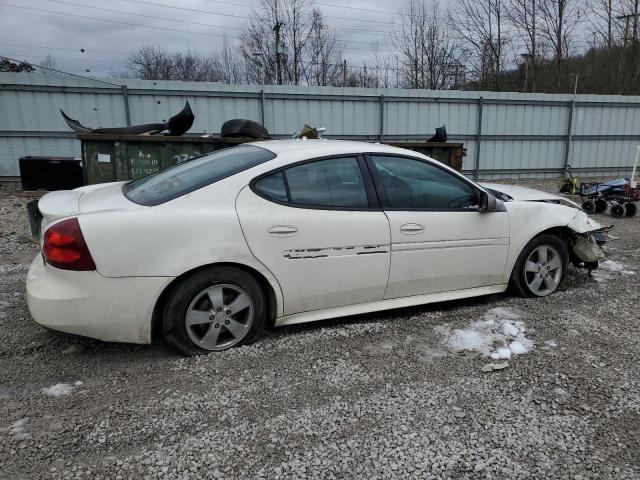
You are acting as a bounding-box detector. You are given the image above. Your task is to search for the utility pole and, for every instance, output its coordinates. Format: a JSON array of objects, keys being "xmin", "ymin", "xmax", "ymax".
[
  {"xmin": 273, "ymin": 20, "xmax": 283, "ymax": 85},
  {"xmin": 531, "ymin": 0, "xmax": 537, "ymax": 92},
  {"xmin": 343, "ymin": 59, "xmax": 347, "ymax": 87},
  {"xmin": 617, "ymin": 0, "xmax": 639, "ymax": 46}
]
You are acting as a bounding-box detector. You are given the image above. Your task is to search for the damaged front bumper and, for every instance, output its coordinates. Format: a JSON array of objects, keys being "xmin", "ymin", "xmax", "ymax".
[{"xmin": 566, "ymin": 210, "xmax": 613, "ymax": 269}]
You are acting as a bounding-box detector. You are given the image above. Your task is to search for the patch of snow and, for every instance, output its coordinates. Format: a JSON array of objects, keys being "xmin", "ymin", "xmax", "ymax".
[
  {"xmin": 592, "ymin": 259, "xmax": 635, "ymax": 282},
  {"xmin": 42, "ymin": 383, "xmax": 75, "ymax": 397},
  {"xmin": 440, "ymin": 307, "xmax": 534, "ymax": 359},
  {"xmin": 10, "ymin": 418, "xmax": 27, "ymax": 434},
  {"xmin": 599, "ymin": 260, "xmax": 625, "ymax": 272},
  {"xmin": 490, "ymin": 347, "xmax": 512, "ymax": 360},
  {"xmin": 509, "ymin": 341, "xmax": 529, "ymax": 355},
  {"xmin": 8, "ymin": 418, "xmax": 31, "ymax": 440},
  {"xmin": 446, "ymin": 328, "xmax": 494, "ymax": 353},
  {"xmin": 502, "ymin": 323, "xmax": 520, "ymax": 337}
]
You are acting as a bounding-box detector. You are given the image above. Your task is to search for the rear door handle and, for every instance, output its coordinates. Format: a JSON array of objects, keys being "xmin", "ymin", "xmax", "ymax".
[
  {"xmin": 268, "ymin": 225, "xmax": 298, "ymax": 237},
  {"xmin": 400, "ymin": 223, "xmax": 425, "ymax": 235}
]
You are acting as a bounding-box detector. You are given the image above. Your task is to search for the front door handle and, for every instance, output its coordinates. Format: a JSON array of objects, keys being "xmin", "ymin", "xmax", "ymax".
[
  {"xmin": 268, "ymin": 225, "xmax": 298, "ymax": 237},
  {"xmin": 400, "ymin": 223, "xmax": 425, "ymax": 235}
]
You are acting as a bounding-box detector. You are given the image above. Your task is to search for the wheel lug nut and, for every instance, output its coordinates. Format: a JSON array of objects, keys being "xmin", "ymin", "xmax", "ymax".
[
  {"xmin": 226, "ymin": 310, "xmax": 231, "ymax": 314},
  {"xmin": 209, "ymin": 315, "xmax": 215, "ymax": 320},
  {"xmin": 225, "ymin": 320, "xmax": 230, "ymax": 325},
  {"xmin": 216, "ymin": 307, "xmax": 222, "ymax": 312},
  {"xmin": 214, "ymin": 323, "xmax": 220, "ymax": 328}
]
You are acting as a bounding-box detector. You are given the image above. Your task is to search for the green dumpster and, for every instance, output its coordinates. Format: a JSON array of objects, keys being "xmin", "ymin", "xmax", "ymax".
[{"xmin": 79, "ymin": 134, "xmax": 464, "ymax": 185}]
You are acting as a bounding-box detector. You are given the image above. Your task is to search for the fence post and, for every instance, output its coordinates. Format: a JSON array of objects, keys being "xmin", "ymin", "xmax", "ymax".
[
  {"xmin": 563, "ymin": 99, "xmax": 575, "ymax": 176},
  {"xmin": 474, "ymin": 96, "xmax": 484, "ymax": 180},
  {"xmin": 259, "ymin": 89, "xmax": 266, "ymax": 127},
  {"xmin": 121, "ymin": 85, "xmax": 131, "ymax": 126},
  {"xmin": 379, "ymin": 94, "xmax": 385, "ymax": 141}
]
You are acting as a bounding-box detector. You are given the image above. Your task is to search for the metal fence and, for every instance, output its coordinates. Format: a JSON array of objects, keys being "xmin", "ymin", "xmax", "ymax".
[{"xmin": 2, "ymin": 72, "xmax": 640, "ymax": 180}]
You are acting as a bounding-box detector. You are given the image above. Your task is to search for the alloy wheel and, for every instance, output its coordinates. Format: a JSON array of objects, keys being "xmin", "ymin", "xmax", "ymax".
[
  {"xmin": 185, "ymin": 284, "xmax": 254, "ymax": 351},
  {"xmin": 524, "ymin": 245, "xmax": 563, "ymax": 296}
]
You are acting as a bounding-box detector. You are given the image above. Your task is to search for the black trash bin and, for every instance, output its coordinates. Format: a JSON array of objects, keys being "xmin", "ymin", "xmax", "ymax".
[{"xmin": 19, "ymin": 156, "xmax": 84, "ymax": 191}]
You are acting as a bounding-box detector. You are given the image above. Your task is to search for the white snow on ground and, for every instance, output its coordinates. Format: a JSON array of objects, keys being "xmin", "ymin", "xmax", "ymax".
[
  {"xmin": 7, "ymin": 418, "xmax": 31, "ymax": 440},
  {"xmin": 439, "ymin": 307, "xmax": 534, "ymax": 359},
  {"xmin": 592, "ymin": 259, "xmax": 635, "ymax": 283},
  {"xmin": 42, "ymin": 381, "xmax": 83, "ymax": 397}
]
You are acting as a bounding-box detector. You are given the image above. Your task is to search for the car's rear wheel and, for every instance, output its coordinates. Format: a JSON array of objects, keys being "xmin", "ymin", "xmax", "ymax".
[
  {"xmin": 511, "ymin": 234, "xmax": 569, "ymax": 298},
  {"xmin": 162, "ymin": 267, "xmax": 266, "ymax": 355}
]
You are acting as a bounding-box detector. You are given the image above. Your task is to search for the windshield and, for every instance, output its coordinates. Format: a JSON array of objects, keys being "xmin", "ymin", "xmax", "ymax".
[{"xmin": 124, "ymin": 145, "xmax": 276, "ymax": 206}]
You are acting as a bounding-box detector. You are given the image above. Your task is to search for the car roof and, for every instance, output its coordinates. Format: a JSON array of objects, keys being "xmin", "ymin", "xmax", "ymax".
[{"xmin": 247, "ymin": 139, "xmax": 418, "ymax": 157}]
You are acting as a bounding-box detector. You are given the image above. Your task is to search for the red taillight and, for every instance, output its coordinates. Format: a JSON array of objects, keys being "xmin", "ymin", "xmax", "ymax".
[{"xmin": 43, "ymin": 218, "xmax": 96, "ymax": 271}]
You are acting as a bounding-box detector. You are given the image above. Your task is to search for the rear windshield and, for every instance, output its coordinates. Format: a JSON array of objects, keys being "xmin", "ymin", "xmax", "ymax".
[{"xmin": 123, "ymin": 145, "xmax": 276, "ymax": 206}]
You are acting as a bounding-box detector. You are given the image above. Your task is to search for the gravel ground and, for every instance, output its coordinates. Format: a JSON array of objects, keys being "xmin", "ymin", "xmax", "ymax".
[{"xmin": 1, "ymin": 181, "xmax": 639, "ymax": 480}]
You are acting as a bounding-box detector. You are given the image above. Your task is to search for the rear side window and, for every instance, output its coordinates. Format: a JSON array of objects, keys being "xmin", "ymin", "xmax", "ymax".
[
  {"xmin": 254, "ymin": 171, "xmax": 288, "ymax": 202},
  {"xmin": 254, "ymin": 157, "xmax": 369, "ymax": 208},
  {"xmin": 124, "ymin": 145, "xmax": 276, "ymax": 206}
]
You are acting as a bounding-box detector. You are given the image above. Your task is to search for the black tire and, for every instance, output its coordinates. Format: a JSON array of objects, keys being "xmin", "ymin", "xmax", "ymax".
[
  {"xmin": 595, "ymin": 199, "xmax": 607, "ymax": 213},
  {"xmin": 611, "ymin": 204, "xmax": 625, "ymax": 218},
  {"xmin": 510, "ymin": 234, "xmax": 569, "ymax": 298},
  {"xmin": 220, "ymin": 119, "xmax": 270, "ymax": 139},
  {"xmin": 624, "ymin": 203, "xmax": 637, "ymax": 217},
  {"xmin": 162, "ymin": 267, "xmax": 267, "ymax": 356},
  {"xmin": 582, "ymin": 200, "xmax": 596, "ymax": 213}
]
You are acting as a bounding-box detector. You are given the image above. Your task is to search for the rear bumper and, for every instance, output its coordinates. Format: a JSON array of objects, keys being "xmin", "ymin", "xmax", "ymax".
[{"xmin": 26, "ymin": 254, "xmax": 171, "ymax": 344}]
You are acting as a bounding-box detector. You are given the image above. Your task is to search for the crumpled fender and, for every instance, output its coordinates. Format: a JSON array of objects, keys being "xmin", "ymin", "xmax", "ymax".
[
  {"xmin": 566, "ymin": 209, "xmax": 611, "ymax": 234},
  {"xmin": 503, "ymin": 202, "xmax": 611, "ymax": 277}
]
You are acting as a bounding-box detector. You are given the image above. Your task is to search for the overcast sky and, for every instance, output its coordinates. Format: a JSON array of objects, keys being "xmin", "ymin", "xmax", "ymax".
[{"xmin": 0, "ymin": 0, "xmax": 406, "ymax": 77}]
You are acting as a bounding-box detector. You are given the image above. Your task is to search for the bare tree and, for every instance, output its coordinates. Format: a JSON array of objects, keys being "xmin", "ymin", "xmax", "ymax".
[
  {"xmin": 617, "ymin": 0, "xmax": 640, "ymax": 43},
  {"xmin": 392, "ymin": 0, "xmax": 459, "ymax": 89},
  {"xmin": 125, "ymin": 45, "xmax": 247, "ymax": 84},
  {"xmin": 304, "ymin": 10, "xmax": 343, "ymax": 86},
  {"xmin": 240, "ymin": 0, "xmax": 342, "ymax": 86},
  {"xmin": 127, "ymin": 46, "xmax": 174, "ymax": 80},
  {"xmin": 39, "ymin": 54, "xmax": 59, "ymax": 74},
  {"xmin": 212, "ymin": 41, "xmax": 246, "ymax": 84},
  {"xmin": 506, "ymin": 0, "xmax": 539, "ymax": 90},
  {"xmin": 538, "ymin": 0, "xmax": 583, "ymax": 85},
  {"xmin": 587, "ymin": 0, "xmax": 623, "ymax": 48},
  {"xmin": 451, "ymin": 0, "xmax": 508, "ymax": 89}
]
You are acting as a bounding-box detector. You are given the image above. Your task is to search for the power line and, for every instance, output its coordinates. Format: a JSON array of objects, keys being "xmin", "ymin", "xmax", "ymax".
[
  {"xmin": 120, "ymin": 0, "xmax": 393, "ymax": 37},
  {"xmin": 44, "ymin": 0, "xmax": 244, "ymax": 32},
  {"xmin": 4, "ymin": 52, "xmax": 128, "ymax": 66},
  {"xmin": 0, "ymin": 43, "xmax": 133, "ymax": 56},
  {"xmin": 0, "ymin": 3, "xmax": 238, "ymax": 39},
  {"xmin": 0, "ymin": 55, "xmax": 123, "ymax": 86},
  {"xmin": 2, "ymin": 2, "xmax": 394, "ymax": 53},
  {"xmin": 44, "ymin": 0, "xmax": 392, "ymax": 45},
  {"xmin": 196, "ymin": 0, "xmax": 395, "ymax": 25}
]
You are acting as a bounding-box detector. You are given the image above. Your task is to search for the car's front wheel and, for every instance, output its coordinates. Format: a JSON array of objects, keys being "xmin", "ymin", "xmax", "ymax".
[
  {"xmin": 511, "ymin": 234, "xmax": 569, "ymax": 297},
  {"xmin": 162, "ymin": 267, "xmax": 266, "ymax": 355}
]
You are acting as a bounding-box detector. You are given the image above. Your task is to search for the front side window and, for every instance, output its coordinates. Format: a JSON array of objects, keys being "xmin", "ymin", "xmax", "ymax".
[
  {"xmin": 124, "ymin": 145, "xmax": 276, "ymax": 206},
  {"xmin": 370, "ymin": 155, "xmax": 477, "ymax": 210},
  {"xmin": 254, "ymin": 157, "xmax": 369, "ymax": 208}
]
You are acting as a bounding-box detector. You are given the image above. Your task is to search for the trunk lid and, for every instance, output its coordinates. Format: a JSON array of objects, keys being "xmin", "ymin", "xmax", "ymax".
[{"xmin": 37, "ymin": 182, "xmax": 142, "ymax": 234}]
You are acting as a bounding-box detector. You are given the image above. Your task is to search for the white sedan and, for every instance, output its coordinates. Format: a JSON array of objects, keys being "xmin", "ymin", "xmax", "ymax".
[{"xmin": 27, "ymin": 140, "xmax": 606, "ymax": 355}]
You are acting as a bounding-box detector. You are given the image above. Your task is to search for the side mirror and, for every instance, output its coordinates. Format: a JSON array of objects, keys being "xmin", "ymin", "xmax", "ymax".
[{"xmin": 479, "ymin": 190, "xmax": 497, "ymax": 212}]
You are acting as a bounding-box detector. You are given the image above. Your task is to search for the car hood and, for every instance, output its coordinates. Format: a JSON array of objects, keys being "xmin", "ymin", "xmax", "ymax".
[{"xmin": 480, "ymin": 183, "xmax": 581, "ymax": 209}]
